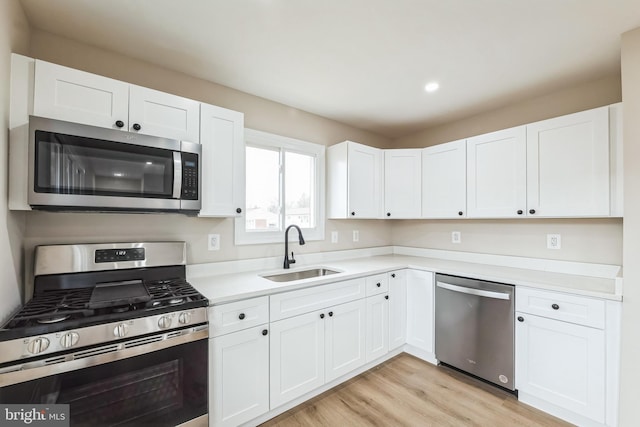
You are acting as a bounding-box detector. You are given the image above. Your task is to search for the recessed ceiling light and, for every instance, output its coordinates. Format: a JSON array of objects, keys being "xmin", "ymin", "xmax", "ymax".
[
  {"xmin": 114, "ymin": 172, "xmax": 123, "ymax": 177},
  {"xmin": 146, "ymin": 161, "xmax": 153, "ymax": 165},
  {"xmin": 424, "ymin": 82, "xmax": 439, "ymax": 93}
]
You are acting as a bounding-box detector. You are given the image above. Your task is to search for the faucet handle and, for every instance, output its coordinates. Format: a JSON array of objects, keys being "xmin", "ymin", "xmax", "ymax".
[{"xmin": 289, "ymin": 251, "xmax": 296, "ymax": 264}]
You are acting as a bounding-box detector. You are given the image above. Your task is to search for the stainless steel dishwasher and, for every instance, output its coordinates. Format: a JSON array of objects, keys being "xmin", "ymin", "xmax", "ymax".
[{"xmin": 434, "ymin": 274, "xmax": 515, "ymax": 391}]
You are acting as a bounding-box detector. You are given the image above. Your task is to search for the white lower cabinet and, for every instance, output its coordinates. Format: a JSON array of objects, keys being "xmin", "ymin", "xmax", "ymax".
[
  {"xmin": 388, "ymin": 270, "xmax": 407, "ymax": 350},
  {"xmin": 405, "ymin": 270, "xmax": 435, "ymax": 360},
  {"xmin": 270, "ymin": 310, "xmax": 325, "ymax": 409},
  {"xmin": 515, "ymin": 287, "xmax": 620, "ymax": 427},
  {"xmin": 365, "ymin": 293, "xmax": 389, "ymax": 362},
  {"xmin": 325, "ymin": 299, "xmax": 367, "ymax": 382},
  {"xmin": 210, "ymin": 325, "xmax": 270, "ymax": 427}
]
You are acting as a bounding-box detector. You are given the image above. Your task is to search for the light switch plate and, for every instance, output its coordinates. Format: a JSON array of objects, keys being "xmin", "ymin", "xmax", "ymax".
[
  {"xmin": 451, "ymin": 231, "xmax": 461, "ymax": 244},
  {"xmin": 353, "ymin": 230, "xmax": 359, "ymax": 242},
  {"xmin": 331, "ymin": 231, "xmax": 338, "ymax": 243}
]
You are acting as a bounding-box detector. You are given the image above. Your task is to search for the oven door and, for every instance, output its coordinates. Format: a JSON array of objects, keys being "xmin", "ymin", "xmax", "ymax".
[
  {"xmin": 27, "ymin": 116, "xmax": 193, "ymax": 212},
  {"xmin": 0, "ymin": 329, "xmax": 208, "ymax": 427}
]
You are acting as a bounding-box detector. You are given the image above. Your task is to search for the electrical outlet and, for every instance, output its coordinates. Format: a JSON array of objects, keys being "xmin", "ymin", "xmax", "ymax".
[
  {"xmin": 353, "ymin": 230, "xmax": 359, "ymax": 242},
  {"xmin": 208, "ymin": 234, "xmax": 220, "ymax": 251},
  {"xmin": 451, "ymin": 231, "xmax": 461, "ymax": 244},
  {"xmin": 547, "ymin": 234, "xmax": 561, "ymax": 250},
  {"xmin": 331, "ymin": 231, "xmax": 338, "ymax": 243}
]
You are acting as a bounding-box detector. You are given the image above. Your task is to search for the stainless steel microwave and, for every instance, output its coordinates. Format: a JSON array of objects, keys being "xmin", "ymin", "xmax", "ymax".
[{"xmin": 28, "ymin": 116, "xmax": 201, "ymax": 213}]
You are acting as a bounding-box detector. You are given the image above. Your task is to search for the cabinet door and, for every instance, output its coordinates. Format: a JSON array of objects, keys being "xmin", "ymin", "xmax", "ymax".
[
  {"xmin": 406, "ymin": 270, "xmax": 434, "ymax": 354},
  {"xmin": 526, "ymin": 106, "xmax": 610, "ymax": 217},
  {"xmin": 515, "ymin": 313, "xmax": 605, "ymax": 423},
  {"xmin": 34, "ymin": 60, "xmax": 129, "ymax": 130},
  {"xmin": 384, "ymin": 149, "xmax": 422, "ymax": 218},
  {"xmin": 467, "ymin": 127, "xmax": 527, "ymax": 218},
  {"xmin": 365, "ymin": 294, "xmax": 389, "ymax": 363},
  {"xmin": 199, "ymin": 104, "xmax": 245, "ymax": 217},
  {"xmin": 210, "ymin": 325, "xmax": 269, "ymax": 427},
  {"xmin": 128, "ymin": 85, "xmax": 200, "ymax": 142},
  {"xmin": 270, "ymin": 311, "xmax": 325, "ymax": 408},
  {"xmin": 422, "ymin": 140, "xmax": 466, "ymax": 218},
  {"xmin": 347, "ymin": 142, "xmax": 383, "ymax": 218},
  {"xmin": 325, "ymin": 299, "xmax": 366, "ymax": 382},
  {"xmin": 388, "ymin": 270, "xmax": 407, "ymax": 350}
]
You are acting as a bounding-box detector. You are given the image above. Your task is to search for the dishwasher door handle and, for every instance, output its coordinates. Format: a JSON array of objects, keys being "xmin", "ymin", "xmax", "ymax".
[{"xmin": 436, "ymin": 281, "xmax": 511, "ymax": 300}]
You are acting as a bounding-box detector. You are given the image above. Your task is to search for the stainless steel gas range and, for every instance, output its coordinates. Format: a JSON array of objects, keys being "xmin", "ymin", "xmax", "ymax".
[{"xmin": 0, "ymin": 242, "xmax": 209, "ymax": 427}]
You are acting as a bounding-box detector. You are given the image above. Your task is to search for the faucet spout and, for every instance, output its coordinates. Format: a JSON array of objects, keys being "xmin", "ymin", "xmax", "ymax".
[{"xmin": 284, "ymin": 225, "xmax": 305, "ymax": 269}]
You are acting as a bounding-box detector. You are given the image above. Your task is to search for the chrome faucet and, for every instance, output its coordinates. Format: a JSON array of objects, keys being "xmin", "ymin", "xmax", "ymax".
[{"xmin": 284, "ymin": 224, "xmax": 305, "ymax": 269}]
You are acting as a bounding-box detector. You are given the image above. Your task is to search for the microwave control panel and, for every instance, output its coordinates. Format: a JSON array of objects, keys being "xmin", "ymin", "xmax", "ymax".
[{"xmin": 181, "ymin": 152, "xmax": 199, "ymax": 200}]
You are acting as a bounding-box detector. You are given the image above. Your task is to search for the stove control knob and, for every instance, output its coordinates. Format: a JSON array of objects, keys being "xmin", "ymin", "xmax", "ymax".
[
  {"xmin": 178, "ymin": 312, "xmax": 192, "ymax": 325},
  {"xmin": 114, "ymin": 323, "xmax": 129, "ymax": 338},
  {"xmin": 27, "ymin": 337, "xmax": 50, "ymax": 354},
  {"xmin": 158, "ymin": 315, "xmax": 173, "ymax": 329},
  {"xmin": 60, "ymin": 332, "xmax": 79, "ymax": 348}
]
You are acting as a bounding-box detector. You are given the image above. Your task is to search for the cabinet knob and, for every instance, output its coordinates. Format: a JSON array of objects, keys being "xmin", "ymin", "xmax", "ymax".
[
  {"xmin": 458, "ymin": 211, "xmax": 463, "ymax": 216},
  {"xmin": 517, "ymin": 210, "xmax": 523, "ymax": 215},
  {"xmin": 385, "ymin": 295, "xmax": 389, "ymax": 300},
  {"xmin": 376, "ymin": 283, "xmax": 381, "ymax": 287},
  {"xmin": 329, "ymin": 311, "xmax": 333, "ymax": 317},
  {"xmin": 517, "ymin": 316, "xmax": 524, "ymax": 322},
  {"xmin": 262, "ymin": 329, "xmax": 268, "ymax": 336},
  {"xmin": 132, "ymin": 123, "xmax": 142, "ymax": 131},
  {"xmin": 115, "ymin": 120, "xmax": 124, "ymax": 128},
  {"xmin": 551, "ymin": 303, "xmax": 560, "ymax": 310},
  {"xmin": 236, "ymin": 208, "xmax": 242, "ymax": 214},
  {"xmin": 391, "ymin": 273, "xmax": 396, "ymax": 278},
  {"xmin": 320, "ymin": 313, "xmax": 325, "ymax": 319},
  {"xmin": 238, "ymin": 313, "xmax": 245, "ymax": 320},
  {"xmin": 529, "ymin": 209, "xmax": 536, "ymax": 214},
  {"xmin": 351, "ymin": 212, "xmax": 356, "ymax": 216},
  {"xmin": 386, "ymin": 212, "xmax": 391, "ymax": 217}
]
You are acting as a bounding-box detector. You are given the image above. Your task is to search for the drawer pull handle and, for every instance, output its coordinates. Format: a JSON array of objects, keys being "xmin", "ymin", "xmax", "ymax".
[
  {"xmin": 385, "ymin": 295, "xmax": 389, "ymax": 300},
  {"xmin": 376, "ymin": 283, "xmax": 381, "ymax": 287},
  {"xmin": 262, "ymin": 329, "xmax": 268, "ymax": 336},
  {"xmin": 329, "ymin": 311, "xmax": 333, "ymax": 317},
  {"xmin": 238, "ymin": 313, "xmax": 246, "ymax": 320},
  {"xmin": 391, "ymin": 273, "xmax": 396, "ymax": 278},
  {"xmin": 320, "ymin": 313, "xmax": 325, "ymax": 319},
  {"xmin": 517, "ymin": 316, "xmax": 524, "ymax": 322},
  {"xmin": 551, "ymin": 304, "xmax": 560, "ymax": 310}
]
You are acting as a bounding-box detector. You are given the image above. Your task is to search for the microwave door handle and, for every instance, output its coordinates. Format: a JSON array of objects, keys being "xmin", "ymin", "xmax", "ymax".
[{"xmin": 173, "ymin": 152, "xmax": 182, "ymax": 199}]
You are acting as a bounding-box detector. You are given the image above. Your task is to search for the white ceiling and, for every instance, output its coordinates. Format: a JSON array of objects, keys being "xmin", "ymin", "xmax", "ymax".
[{"xmin": 18, "ymin": 0, "xmax": 640, "ymax": 138}]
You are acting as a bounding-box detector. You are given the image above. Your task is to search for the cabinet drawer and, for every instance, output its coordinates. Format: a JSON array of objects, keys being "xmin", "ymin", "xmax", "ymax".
[
  {"xmin": 270, "ymin": 279, "xmax": 366, "ymax": 321},
  {"xmin": 516, "ymin": 287, "xmax": 605, "ymax": 329},
  {"xmin": 210, "ymin": 296, "xmax": 269, "ymax": 337},
  {"xmin": 365, "ymin": 273, "xmax": 389, "ymax": 296}
]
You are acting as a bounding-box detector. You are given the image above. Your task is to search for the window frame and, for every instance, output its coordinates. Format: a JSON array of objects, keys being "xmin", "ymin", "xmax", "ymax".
[{"xmin": 234, "ymin": 128, "xmax": 325, "ymax": 245}]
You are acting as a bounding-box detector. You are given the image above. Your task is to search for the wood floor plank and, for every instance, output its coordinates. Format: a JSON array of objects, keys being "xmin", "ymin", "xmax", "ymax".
[{"xmin": 261, "ymin": 354, "xmax": 572, "ymax": 427}]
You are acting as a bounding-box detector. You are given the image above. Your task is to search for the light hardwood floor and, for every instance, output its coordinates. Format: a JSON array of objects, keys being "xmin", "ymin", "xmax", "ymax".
[{"xmin": 261, "ymin": 353, "xmax": 572, "ymax": 427}]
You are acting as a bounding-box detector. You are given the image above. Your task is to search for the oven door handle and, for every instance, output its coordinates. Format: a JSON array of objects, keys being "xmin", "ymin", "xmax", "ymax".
[
  {"xmin": 173, "ymin": 152, "xmax": 182, "ymax": 199},
  {"xmin": 436, "ymin": 281, "xmax": 511, "ymax": 300},
  {"xmin": 0, "ymin": 327, "xmax": 208, "ymax": 388}
]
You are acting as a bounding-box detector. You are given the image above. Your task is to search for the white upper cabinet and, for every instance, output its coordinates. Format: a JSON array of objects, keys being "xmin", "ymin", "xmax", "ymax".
[
  {"xmin": 199, "ymin": 104, "xmax": 245, "ymax": 217},
  {"xmin": 467, "ymin": 126, "xmax": 527, "ymax": 218},
  {"xmin": 34, "ymin": 60, "xmax": 129, "ymax": 130},
  {"xmin": 128, "ymin": 85, "xmax": 200, "ymax": 142},
  {"xmin": 422, "ymin": 140, "xmax": 466, "ymax": 218},
  {"xmin": 384, "ymin": 149, "xmax": 422, "ymax": 218},
  {"xmin": 526, "ymin": 106, "xmax": 610, "ymax": 217},
  {"xmin": 33, "ymin": 59, "xmax": 200, "ymax": 142},
  {"xmin": 327, "ymin": 141, "xmax": 383, "ymax": 218}
]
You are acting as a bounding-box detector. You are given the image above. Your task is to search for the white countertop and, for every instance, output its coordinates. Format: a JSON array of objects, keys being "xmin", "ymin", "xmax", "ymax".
[{"xmin": 188, "ymin": 250, "xmax": 622, "ymax": 305}]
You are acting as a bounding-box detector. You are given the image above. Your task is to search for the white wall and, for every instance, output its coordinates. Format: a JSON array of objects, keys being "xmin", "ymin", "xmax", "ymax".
[
  {"xmin": 0, "ymin": 0, "xmax": 30, "ymax": 324},
  {"xmin": 618, "ymin": 26, "xmax": 640, "ymax": 427}
]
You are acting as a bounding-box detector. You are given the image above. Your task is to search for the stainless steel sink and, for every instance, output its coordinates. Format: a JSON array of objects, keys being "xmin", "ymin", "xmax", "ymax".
[{"xmin": 261, "ymin": 267, "xmax": 341, "ymax": 282}]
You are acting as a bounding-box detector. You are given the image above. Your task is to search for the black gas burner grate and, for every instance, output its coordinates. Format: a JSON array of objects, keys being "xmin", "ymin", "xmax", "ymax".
[{"xmin": 7, "ymin": 288, "xmax": 95, "ymax": 328}]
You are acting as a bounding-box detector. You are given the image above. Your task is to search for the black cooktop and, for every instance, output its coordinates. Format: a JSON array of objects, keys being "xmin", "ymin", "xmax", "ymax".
[{"xmin": 0, "ymin": 277, "xmax": 208, "ymax": 342}]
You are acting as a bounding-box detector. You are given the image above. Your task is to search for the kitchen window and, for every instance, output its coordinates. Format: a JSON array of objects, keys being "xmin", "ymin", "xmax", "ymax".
[{"xmin": 235, "ymin": 129, "xmax": 325, "ymax": 245}]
